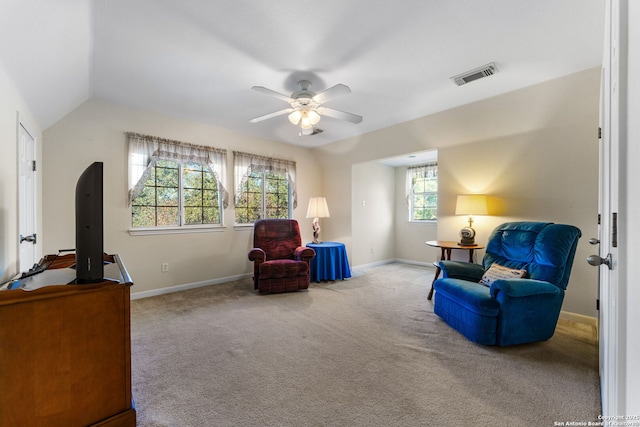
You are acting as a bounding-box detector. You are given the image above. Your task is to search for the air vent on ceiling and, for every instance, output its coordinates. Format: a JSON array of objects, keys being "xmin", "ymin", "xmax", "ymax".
[{"xmin": 451, "ymin": 63, "xmax": 498, "ymax": 86}]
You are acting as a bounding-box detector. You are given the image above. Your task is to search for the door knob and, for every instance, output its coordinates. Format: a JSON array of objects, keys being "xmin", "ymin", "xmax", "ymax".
[
  {"xmin": 589, "ymin": 238, "xmax": 600, "ymax": 245},
  {"xmin": 19, "ymin": 234, "xmax": 37, "ymax": 244},
  {"xmin": 587, "ymin": 253, "xmax": 612, "ymax": 269}
]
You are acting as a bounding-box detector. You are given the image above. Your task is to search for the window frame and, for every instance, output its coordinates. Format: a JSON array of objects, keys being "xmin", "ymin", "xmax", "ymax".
[
  {"xmin": 129, "ymin": 158, "xmax": 225, "ymax": 235},
  {"xmin": 234, "ymin": 168, "xmax": 293, "ymax": 226}
]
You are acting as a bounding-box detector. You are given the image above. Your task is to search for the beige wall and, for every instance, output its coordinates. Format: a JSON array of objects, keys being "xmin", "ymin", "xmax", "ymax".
[
  {"xmin": 41, "ymin": 100, "xmax": 323, "ymax": 295},
  {"xmin": 0, "ymin": 62, "xmax": 43, "ymax": 282},
  {"xmin": 314, "ymin": 67, "xmax": 601, "ymax": 317},
  {"xmin": 351, "ymin": 161, "xmax": 439, "ymax": 268},
  {"xmin": 351, "ymin": 161, "xmax": 396, "ymax": 266},
  {"xmin": 393, "ymin": 166, "xmax": 439, "ymax": 265}
]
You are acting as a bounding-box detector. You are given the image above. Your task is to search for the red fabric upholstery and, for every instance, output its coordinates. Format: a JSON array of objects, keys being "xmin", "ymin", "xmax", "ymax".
[{"xmin": 248, "ymin": 219, "xmax": 315, "ymax": 294}]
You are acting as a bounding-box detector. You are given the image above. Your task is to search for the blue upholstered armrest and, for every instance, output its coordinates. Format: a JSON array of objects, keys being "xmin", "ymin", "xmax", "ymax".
[
  {"xmin": 439, "ymin": 261, "xmax": 484, "ymax": 282},
  {"xmin": 490, "ymin": 278, "xmax": 562, "ymax": 299}
]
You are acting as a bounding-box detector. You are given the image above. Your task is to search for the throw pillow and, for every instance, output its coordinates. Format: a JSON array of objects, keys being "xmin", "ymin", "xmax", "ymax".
[{"xmin": 479, "ymin": 263, "xmax": 527, "ymax": 286}]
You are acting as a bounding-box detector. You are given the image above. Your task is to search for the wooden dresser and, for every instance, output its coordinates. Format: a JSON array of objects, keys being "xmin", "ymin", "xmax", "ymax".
[{"xmin": 0, "ymin": 253, "xmax": 136, "ymax": 427}]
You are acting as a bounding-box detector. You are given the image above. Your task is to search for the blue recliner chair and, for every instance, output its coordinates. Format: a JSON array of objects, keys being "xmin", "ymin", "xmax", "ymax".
[{"xmin": 433, "ymin": 222, "xmax": 582, "ymax": 346}]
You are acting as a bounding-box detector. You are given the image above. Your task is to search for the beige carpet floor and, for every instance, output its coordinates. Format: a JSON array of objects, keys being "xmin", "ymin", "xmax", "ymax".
[{"xmin": 130, "ymin": 263, "xmax": 601, "ymax": 426}]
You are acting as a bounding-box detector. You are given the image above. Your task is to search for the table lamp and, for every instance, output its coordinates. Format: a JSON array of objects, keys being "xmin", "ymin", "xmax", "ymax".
[
  {"xmin": 306, "ymin": 197, "xmax": 330, "ymax": 244},
  {"xmin": 455, "ymin": 194, "xmax": 488, "ymax": 245}
]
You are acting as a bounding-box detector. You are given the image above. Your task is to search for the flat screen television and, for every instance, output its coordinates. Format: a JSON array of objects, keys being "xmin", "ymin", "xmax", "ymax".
[{"xmin": 75, "ymin": 161, "xmax": 104, "ymax": 283}]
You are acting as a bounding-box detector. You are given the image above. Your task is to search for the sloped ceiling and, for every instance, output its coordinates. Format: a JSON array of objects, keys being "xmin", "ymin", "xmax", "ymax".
[
  {"xmin": 0, "ymin": 0, "xmax": 92, "ymax": 128},
  {"xmin": 1, "ymin": 0, "xmax": 604, "ymax": 147}
]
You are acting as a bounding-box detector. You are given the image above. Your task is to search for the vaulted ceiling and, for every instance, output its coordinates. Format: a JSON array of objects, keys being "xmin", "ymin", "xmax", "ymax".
[{"xmin": 1, "ymin": 0, "xmax": 604, "ymax": 147}]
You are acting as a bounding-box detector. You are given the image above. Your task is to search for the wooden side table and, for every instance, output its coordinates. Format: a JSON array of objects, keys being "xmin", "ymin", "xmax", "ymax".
[{"xmin": 425, "ymin": 240, "xmax": 484, "ymax": 300}]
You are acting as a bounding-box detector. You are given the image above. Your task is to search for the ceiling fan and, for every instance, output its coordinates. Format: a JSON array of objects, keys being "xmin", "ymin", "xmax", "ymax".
[{"xmin": 249, "ymin": 80, "xmax": 363, "ymax": 136}]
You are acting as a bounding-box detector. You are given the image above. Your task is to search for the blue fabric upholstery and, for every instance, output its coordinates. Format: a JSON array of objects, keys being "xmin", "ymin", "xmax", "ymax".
[{"xmin": 433, "ymin": 222, "xmax": 581, "ymax": 346}]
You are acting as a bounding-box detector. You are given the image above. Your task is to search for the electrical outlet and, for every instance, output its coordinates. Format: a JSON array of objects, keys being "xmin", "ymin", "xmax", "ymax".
[{"xmin": 161, "ymin": 263, "xmax": 169, "ymax": 273}]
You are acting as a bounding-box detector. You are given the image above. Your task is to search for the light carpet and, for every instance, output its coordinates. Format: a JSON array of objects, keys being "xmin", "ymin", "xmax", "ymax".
[{"xmin": 130, "ymin": 263, "xmax": 601, "ymax": 426}]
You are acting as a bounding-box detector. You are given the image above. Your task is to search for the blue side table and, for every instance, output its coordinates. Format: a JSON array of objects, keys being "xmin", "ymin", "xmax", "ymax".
[{"xmin": 306, "ymin": 242, "xmax": 352, "ymax": 282}]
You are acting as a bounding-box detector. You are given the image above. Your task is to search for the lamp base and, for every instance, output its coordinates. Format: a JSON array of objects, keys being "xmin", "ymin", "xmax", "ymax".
[
  {"xmin": 312, "ymin": 219, "xmax": 321, "ymax": 244},
  {"xmin": 459, "ymin": 226, "xmax": 476, "ymax": 246}
]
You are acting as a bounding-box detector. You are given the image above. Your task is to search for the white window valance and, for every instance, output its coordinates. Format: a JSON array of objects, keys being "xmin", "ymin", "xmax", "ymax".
[
  {"xmin": 405, "ymin": 162, "xmax": 438, "ymax": 206},
  {"xmin": 127, "ymin": 132, "xmax": 229, "ymax": 207},
  {"xmin": 233, "ymin": 151, "xmax": 297, "ymax": 209}
]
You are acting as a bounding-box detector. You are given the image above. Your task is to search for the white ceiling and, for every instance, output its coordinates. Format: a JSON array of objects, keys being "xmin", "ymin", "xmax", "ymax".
[{"xmin": 1, "ymin": 0, "xmax": 604, "ymax": 148}]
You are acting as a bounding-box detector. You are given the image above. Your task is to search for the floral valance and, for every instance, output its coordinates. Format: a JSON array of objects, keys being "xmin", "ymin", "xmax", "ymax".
[
  {"xmin": 405, "ymin": 162, "xmax": 438, "ymax": 206},
  {"xmin": 233, "ymin": 151, "xmax": 297, "ymax": 209}
]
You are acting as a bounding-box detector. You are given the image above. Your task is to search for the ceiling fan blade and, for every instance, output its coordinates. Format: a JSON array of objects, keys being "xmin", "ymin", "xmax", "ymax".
[
  {"xmin": 312, "ymin": 84, "xmax": 351, "ymax": 104},
  {"xmin": 251, "ymin": 86, "xmax": 294, "ymax": 103},
  {"xmin": 249, "ymin": 108, "xmax": 294, "ymax": 123},
  {"xmin": 317, "ymin": 107, "xmax": 363, "ymax": 124}
]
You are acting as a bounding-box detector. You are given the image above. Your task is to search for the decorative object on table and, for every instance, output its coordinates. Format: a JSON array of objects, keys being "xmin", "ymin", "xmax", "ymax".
[
  {"xmin": 433, "ymin": 222, "xmax": 581, "ymax": 346},
  {"xmin": 247, "ymin": 219, "xmax": 315, "ymax": 294},
  {"xmin": 249, "ymin": 80, "xmax": 362, "ymax": 136},
  {"xmin": 306, "ymin": 197, "xmax": 330, "ymax": 244},
  {"xmin": 454, "ymin": 194, "xmax": 488, "ymax": 245}
]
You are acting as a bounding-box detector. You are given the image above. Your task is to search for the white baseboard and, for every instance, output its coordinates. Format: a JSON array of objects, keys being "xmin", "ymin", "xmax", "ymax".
[
  {"xmin": 351, "ymin": 259, "xmax": 395, "ymax": 271},
  {"xmin": 130, "ymin": 272, "xmax": 252, "ymax": 300},
  {"xmin": 393, "ymin": 258, "xmax": 436, "ymax": 269},
  {"xmin": 559, "ymin": 310, "xmax": 598, "ymax": 327},
  {"xmin": 558, "ymin": 311, "xmax": 598, "ymax": 343},
  {"xmin": 352, "ymin": 258, "xmax": 435, "ymax": 271},
  {"xmin": 133, "ymin": 259, "xmax": 420, "ymax": 300},
  {"xmin": 132, "ymin": 259, "xmax": 433, "ymax": 299}
]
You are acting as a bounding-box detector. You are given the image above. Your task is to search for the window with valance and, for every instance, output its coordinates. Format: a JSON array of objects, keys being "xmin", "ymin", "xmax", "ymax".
[
  {"xmin": 127, "ymin": 133, "xmax": 228, "ymax": 229},
  {"xmin": 406, "ymin": 162, "xmax": 438, "ymax": 221},
  {"xmin": 233, "ymin": 151, "xmax": 296, "ymax": 224}
]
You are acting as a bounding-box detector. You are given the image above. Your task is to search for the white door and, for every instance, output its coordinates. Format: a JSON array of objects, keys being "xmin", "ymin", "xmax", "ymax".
[
  {"xmin": 18, "ymin": 121, "xmax": 37, "ymax": 272},
  {"xmin": 592, "ymin": 0, "xmax": 622, "ymax": 415}
]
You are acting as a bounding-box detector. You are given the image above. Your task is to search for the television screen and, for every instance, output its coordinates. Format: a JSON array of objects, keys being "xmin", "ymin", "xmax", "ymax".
[{"xmin": 75, "ymin": 161, "xmax": 104, "ymax": 283}]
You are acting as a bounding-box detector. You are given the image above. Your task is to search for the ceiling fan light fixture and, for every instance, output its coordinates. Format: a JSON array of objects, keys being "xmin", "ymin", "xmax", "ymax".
[
  {"xmin": 300, "ymin": 113, "xmax": 313, "ymax": 129},
  {"xmin": 288, "ymin": 110, "xmax": 302, "ymax": 125},
  {"xmin": 308, "ymin": 110, "xmax": 321, "ymax": 125},
  {"xmin": 300, "ymin": 110, "xmax": 322, "ymax": 129},
  {"xmin": 300, "ymin": 127, "xmax": 314, "ymax": 136},
  {"xmin": 250, "ymin": 80, "xmax": 362, "ymax": 132}
]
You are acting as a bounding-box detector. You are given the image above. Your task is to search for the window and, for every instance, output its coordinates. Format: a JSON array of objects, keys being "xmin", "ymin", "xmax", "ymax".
[
  {"xmin": 183, "ymin": 163, "xmax": 220, "ymax": 225},
  {"xmin": 131, "ymin": 160, "xmax": 221, "ymax": 227},
  {"xmin": 235, "ymin": 169, "xmax": 291, "ymax": 223},
  {"xmin": 234, "ymin": 151, "xmax": 296, "ymax": 224},
  {"xmin": 406, "ymin": 162, "xmax": 438, "ymax": 221},
  {"xmin": 127, "ymin": 133, "xmax": 228, "ymax": 231}
]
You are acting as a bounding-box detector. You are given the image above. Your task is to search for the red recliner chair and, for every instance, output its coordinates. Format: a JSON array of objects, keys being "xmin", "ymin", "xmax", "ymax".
[{"xmin": 248, "ymin": 219, "xmax": 316, "ymax": 294}]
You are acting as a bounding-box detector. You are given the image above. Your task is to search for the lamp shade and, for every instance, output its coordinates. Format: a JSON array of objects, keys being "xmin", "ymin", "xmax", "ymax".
[
  {"xmin": 455, "ymin": 195, "xmax": 488, "ymax": 216},
  {"xmin": 306, "ymin": 197, "xmax": 330, "ymax": 218},
  {"xmin": 288, "ymin": 110, "xmax": 302, "ymax": 125}
]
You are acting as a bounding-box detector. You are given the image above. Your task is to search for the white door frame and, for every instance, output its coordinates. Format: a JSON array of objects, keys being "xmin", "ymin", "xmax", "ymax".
[
  {"xmin": 624, "ymin": 0, "xmax": 640, "ymax": 411},
  {"xmin": 599, "ymin": 0, "xmax": 619, "ymax": 415},
  {"xmin": 17, "ymin": 115, "xmax": 38, "ymax": 272},
  {"xmin": 599, "ymin": 0, "xmax": 635, "ymax": 415}
]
